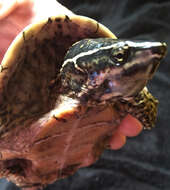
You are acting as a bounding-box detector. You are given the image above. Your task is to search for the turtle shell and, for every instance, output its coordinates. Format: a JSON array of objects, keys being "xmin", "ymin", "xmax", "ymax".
[{"xmin": 0, "ymin": 15, "xmax": 157, "ymax": 189}]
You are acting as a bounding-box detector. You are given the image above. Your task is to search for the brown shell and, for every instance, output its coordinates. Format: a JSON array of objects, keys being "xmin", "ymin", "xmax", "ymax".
[{"xmin": 0, "ymin": 15, "xmax": 120, "ymax": 189}]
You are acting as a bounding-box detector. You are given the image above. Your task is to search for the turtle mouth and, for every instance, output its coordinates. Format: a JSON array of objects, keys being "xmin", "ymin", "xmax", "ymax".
[
  {"xmin": 151, "ymin": 42, "xmax": 167, "ymax": 59},
  {"xmin": 148, "ymin": 59, "xmax": 161, "ymax": 78}
]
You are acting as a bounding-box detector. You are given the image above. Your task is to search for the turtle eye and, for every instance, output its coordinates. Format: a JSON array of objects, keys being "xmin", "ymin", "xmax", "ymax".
[
  {"xmin": 114, "ymin": 52, "xmax": 124, "ymax": 62},
  {"xmin": 111, "ymin": 46, "xmax": 129, "ymax": 66}
]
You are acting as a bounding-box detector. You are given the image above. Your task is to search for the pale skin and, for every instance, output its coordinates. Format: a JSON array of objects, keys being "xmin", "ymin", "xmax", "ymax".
[{"xmin": 0, "ymin": 0, "xmax": 143, "ymax": 150}]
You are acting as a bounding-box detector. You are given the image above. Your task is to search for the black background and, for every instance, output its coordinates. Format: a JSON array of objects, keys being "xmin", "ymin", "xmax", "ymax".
[{"xmin": 1, "ymin": 0, "xmax": 170, "ymax": 189}]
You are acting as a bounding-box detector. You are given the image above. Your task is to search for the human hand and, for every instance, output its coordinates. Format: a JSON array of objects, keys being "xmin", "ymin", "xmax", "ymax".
[
  {"xmin": 109, "ymin": 114, "xmax": 142, "ymax": 150},
  {"xmin": 0, "ymin": 0, "xmax": 73, "ymax": 63},
  {"xmin": 0, "ymin": 0, "xmax": 143, "ymax": 150}
]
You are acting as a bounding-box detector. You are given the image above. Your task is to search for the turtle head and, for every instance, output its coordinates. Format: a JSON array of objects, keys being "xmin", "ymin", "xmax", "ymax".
[
  {"xmin": 94, "ymin": 39, "xmax": 167, "ymax": 101},
  {"xmin": 61, "ymin": 38, "xmax": 167, "ymax": 102}
]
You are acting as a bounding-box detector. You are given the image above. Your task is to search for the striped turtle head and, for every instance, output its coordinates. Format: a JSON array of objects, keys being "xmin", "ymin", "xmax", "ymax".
[{"xmin": 61, "ymin": 38, "xmax": 167, "ymax": 102}]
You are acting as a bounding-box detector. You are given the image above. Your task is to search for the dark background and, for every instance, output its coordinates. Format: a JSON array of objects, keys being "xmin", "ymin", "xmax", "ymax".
[{"xmin": 1, "ymin": 0, "xmax": 170, "ymax": 189}]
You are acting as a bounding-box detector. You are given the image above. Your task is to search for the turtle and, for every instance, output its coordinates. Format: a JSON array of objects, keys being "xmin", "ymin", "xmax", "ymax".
[{"xmin": 0, "ymin": 14, "xmax": 167, "ymax": 190}]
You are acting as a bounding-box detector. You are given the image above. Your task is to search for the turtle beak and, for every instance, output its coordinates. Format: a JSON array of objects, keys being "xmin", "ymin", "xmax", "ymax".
[
  {"xmin": 151, "ymin": 42, "xmax": 167, "ymax": 59},
  {"xmin": 145, "ymin": 41, "xmax": 167, "ymax": 78},
  {"xmin": 107, "ymin": 40, "xmax": 168, "ymax": 99},
  {"xmin": 125, "ymin": 41, "xmax": 167, "ymax": 78}
]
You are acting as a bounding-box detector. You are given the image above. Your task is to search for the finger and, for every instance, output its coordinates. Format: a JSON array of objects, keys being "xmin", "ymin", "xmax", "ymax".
[
  {"xmin": 118, "ymin": 114, "xmax": 143, "ymax": 137},
  {"xmin": 0, "ymin": 0, "xmax": 74, "ymax": 63},
  {"xmin": 32, "ymin": 0, "xmax": 74, "ymax": 22},
  {"xmin": 0, "ymin": 0, "xmax": 18, "ymax": 20},
  {"xmin": 109, "ymin": 130, "xmax": 126, "ymax": 150}
]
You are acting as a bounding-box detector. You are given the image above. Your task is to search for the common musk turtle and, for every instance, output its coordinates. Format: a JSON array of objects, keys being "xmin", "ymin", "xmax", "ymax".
[{"xmin": 0, "ymin": 14, "xmax": 167, "ymax": 189}]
